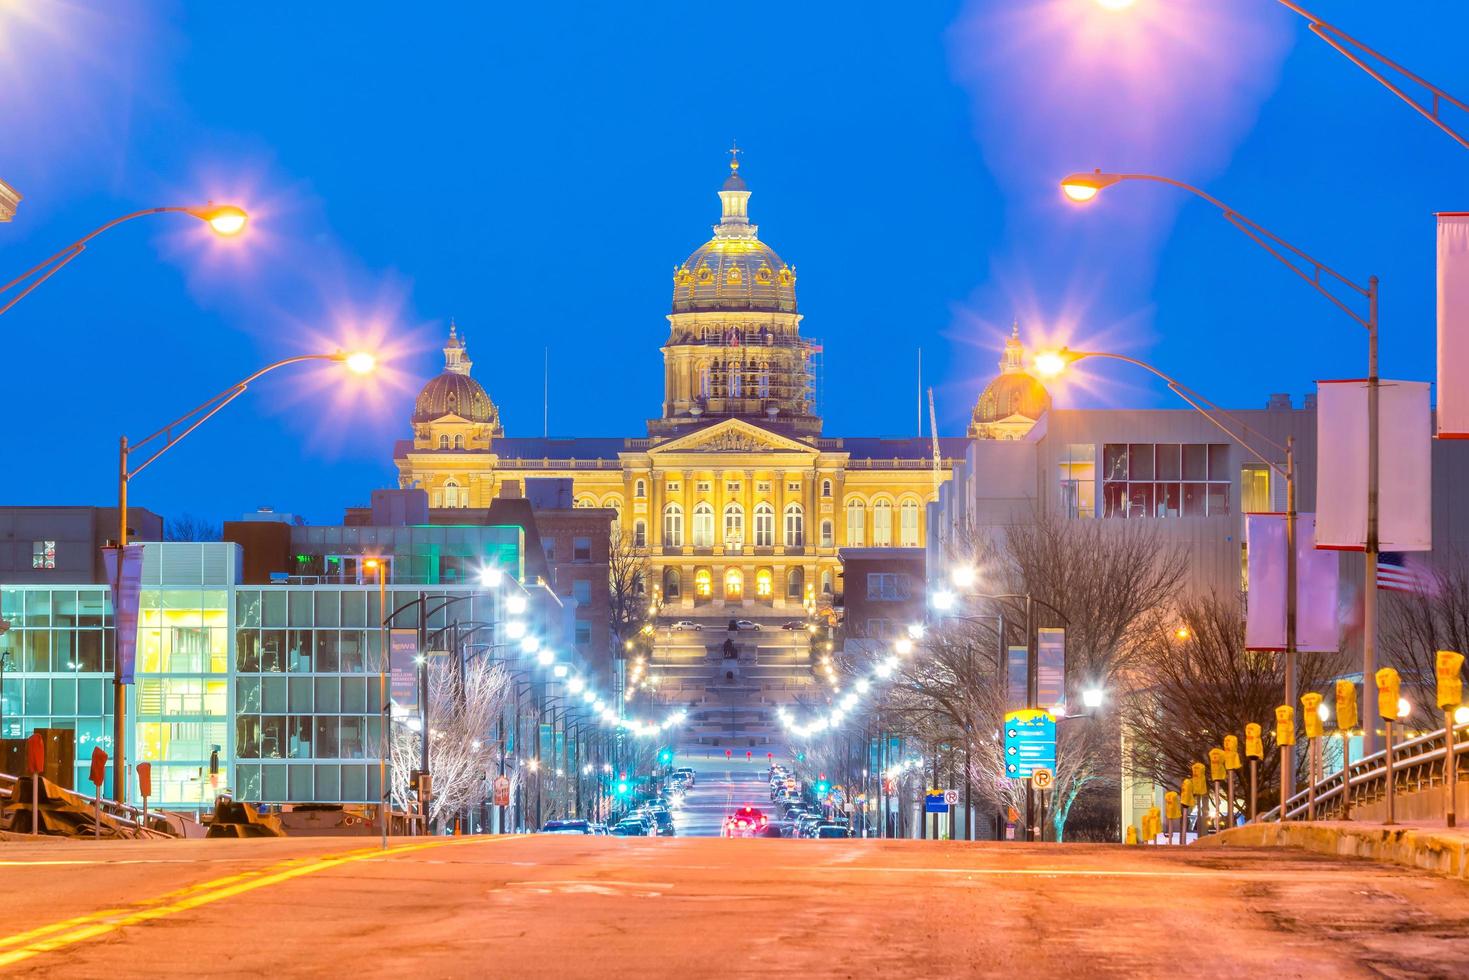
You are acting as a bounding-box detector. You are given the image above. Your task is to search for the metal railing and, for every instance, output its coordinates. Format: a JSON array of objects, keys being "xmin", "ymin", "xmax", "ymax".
[
  {"xmin": 1262, "ymin": 723, "xmax": 1462, "ymax": 821},
  {"xmin": 0, "ymin": 771, "xmax": 196, "ymax": 838}
]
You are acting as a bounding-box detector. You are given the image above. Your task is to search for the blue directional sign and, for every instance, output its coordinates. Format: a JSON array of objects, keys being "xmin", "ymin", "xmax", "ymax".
[
  {"xmin": 1003, "ymin": 709, "xmax": 1057, "ymax": 779},
  {"xmin": 924, "ymin": 790, "xmax": 948, "ymax": 814}
]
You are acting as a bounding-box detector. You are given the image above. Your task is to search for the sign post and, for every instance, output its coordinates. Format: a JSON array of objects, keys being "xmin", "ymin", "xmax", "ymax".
[
  {"xmin": 25, "ymin": 731, "xmax": 44, "ymax": 836},
  {"xmin": 88, "ymin": 747, "xmax": 108, "ymax": 838},
  {"xmin": 137, "ymin": 762, "xmax": 152, "ymax": 829}
]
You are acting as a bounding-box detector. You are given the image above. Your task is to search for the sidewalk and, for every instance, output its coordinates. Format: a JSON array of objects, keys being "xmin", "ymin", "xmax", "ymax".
[{"xmin": 1197, "ymin": 819, "xmax": 1469, "ymax": 880}]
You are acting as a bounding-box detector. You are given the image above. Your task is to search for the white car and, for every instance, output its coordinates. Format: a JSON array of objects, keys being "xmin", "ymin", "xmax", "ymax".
[
  {"xmin": 670, "ymin": 620, "xmax": 702, "ymax": 631},
  {"xmin": 730, "ymin": 620, "xmax": 761, "ymax": 632}
]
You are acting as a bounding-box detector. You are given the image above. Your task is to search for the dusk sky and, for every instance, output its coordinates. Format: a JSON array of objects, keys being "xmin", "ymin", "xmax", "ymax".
[{"xmin": 3, "ymin": 0, "xmax": 1466, "ymax": 524}]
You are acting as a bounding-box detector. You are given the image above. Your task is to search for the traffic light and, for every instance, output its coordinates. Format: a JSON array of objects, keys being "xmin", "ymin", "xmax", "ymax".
[
  {"xmin": 616, "ymin": 778, "xmax": 631, "ymax": 797},
  {"xmin": 658, "ymin": 747, "xmax": 674, "ymax": 766},
  {"xmin": 815, "ymin": 774, "xmax": 830, "ymax": 797},
  {"xmin": 796, "ymin": 751, "xmax": 806, "ymax": 763}
]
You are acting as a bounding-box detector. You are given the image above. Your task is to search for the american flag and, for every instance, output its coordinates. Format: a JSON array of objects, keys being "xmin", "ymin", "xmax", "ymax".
[{"xmin": 1377, "ymin": 553, "xmax": 1423, "ymax": 593}]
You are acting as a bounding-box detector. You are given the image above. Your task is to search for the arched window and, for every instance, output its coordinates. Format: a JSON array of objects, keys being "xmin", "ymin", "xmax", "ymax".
[
  {"xmin": 698, "ymin": 365, "xmax": 711, "ymax": 400},
  {"xmin": 821, "ymin": 479, "xmax": 832, "ymax": 498},
  {"xmin": 787, "ymin": 566, "xmax": 805, "ymax": 600},
  {"xmin": 872, "ymin": 499, "xmax": 893, "ymax": 546},
  {"xmin": 663, "ymin": 504, "xmax": 683, "ymax": 547},
  {"xmin": 607, "ymin": 498, "xmax": 622, "ymax": 537},
  {"xmin": 453, "ymin": 434, "xmax": 464, "ymax": 449},
  {"xmin": 663, "ymin": 567, "xmax": 681, "ymax": 599},
  {"xmin": 899, "ymin": 499, "xmax": 920, "ymax": 547},
  {"xmin": 633, "ymin": 520, "xmax": 647, "ymax": 549},
  {"xmin": 725, "ymin": 567, "xmax": 743, "ymax": 598},
  {"xmin": 438, "ymin": 435, "xmax": 450, "ymax": 449},
  {"xmin": 821, "ymin": 569, "xmax": 833, "ymax": 595},
  {"xmin": 634, "ymin": 479, "xmax": 647, "ymax": 499},
  {"xmin": 575, "ymin": 497, "xmax": 595, "ymax": 509},
  {"xmin": 755, "ymin": 568, "xmax": 773, "ymax": 598},
  {"xmin": 820, "ymin": 520, "xmax": 834, "ymax": 547},
  {"xmin": 753, "ymin": 502, "xmax": 775, "ymax": 547},
  {"xmin": 695, "ymin": 568, "xmax": 713, "ymax": 598},
  {"xmin": 633, "ymin": 573, "xmax": 646, "ymax": 596},
  {"xmin": 784, "ymin": 503, "xmax": 804, "ymax": 547},
  {"xmin": 444, "ymin": 480, "xmax": 464, "ymax": 508},
  {"xmin": 845, "ymin": 498, "xmax": 865, "ymax": 547},
  {"xmin": 723, "ymin": 503, "xmax": 744, "ymax": 548},
  {"xmin": 692, "ymin": 502, "xmax": 715, "ymax": 548}
]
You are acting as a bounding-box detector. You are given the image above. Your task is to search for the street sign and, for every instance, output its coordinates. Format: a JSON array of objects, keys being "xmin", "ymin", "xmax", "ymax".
[
  {"xmin": 1032, "ymin": 767, "xmax": 1055, "ymax": 791},
  {"xmin": 1003, "ymin": 708, "xmax": 1057, "ymax": 778},
  {"xmin": 924, "ymin": 790, "xmax": 948, "ymax": 813},
  {"xmin": 492, "ymin": 775, "xmax": 511, "ymax": 807},
  {"xmin": 943, "ymin": 789, "xmax": 959, "ymax": 806},
  {"xmin": 390, "ymin": 629, "xmax": 418, "ymax": 711}
]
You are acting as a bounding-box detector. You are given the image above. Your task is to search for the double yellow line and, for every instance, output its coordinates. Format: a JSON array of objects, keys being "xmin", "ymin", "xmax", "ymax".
[{"xmin": 0, "ymin": 835, "xmax": 502, "ymax": 969}]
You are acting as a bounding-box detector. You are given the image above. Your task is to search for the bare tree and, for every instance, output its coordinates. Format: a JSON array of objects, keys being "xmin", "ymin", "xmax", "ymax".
[
  {"xmin": 165, "ymin": 514, "xmax": 221, "ymax": 542},
  {"xmin": 392, "ymin": 656, "xmax": 511, "ymax": 829},
  {"xmin": 608, "ymin": 528, "xmax": 651, "ymax": 646},
  {"xmin": 1382, "ymin": 553, "xmax": 1469, "ymax": 726},
  {"xmin": 1123, "ymin": 593, "xmax": 1332, "ymax": 811}
]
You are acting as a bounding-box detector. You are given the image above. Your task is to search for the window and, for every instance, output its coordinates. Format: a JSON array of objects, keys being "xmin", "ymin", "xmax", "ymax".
[
  {"xmin": 443, "ymin": 480, "xmax": 464, "ymax": 508},
  {"xmin": 634, "ymin": 479, "xmax": 646, "ymax": 499},
  {"xmin": 542, "ymin": 538, "xmax": 556, "ymax": 565},
  {"xmin": 787, "ymin": 566, "xmax": 804, "ymax": 601},
  {"xmin": 784, "ymin": 504, "xmax": 804, "ymax": 547},
  {"xmin": 724, "ymin": 567, "xmax": 743, "ymax": 598},
  {"xmin": 730, "ymin": 367, "xmax": 743, "ymax": 398},
  {"xmin": 692, "ymin": 503, "xmax": 715, "ymax": 547},
  {"xmin": 758, "ymin": 365, "xmax": 770, "ymax": 398},
  {"xmin": 821, "ymin": 479, "xmax": 832, "ymax": 498},
  {"xmin": 663, "ymin": 504, "xmax": 683, "ymax": 547},
  {"xmin": 695, "ymin": 568, "xmax": 713, "ymax": 597},
  {"xmin": 698, "ymin": 366, "xmax": 711, "ymax": 400},
  {"xmin": 663, "ymin": 567, "xmax": 681, "ymax": 598},
  {"xmin": 1102, "ymin": 443, "xmax": 1231, "ymax": 518},
  {"xmin": 572, "ymin": 579, "xmax": 592, "ymax": 605},
  {"xmin": 633, "ymin": 521, "xmax": 647, "ymax": 548},
  {"xmin": 572, "ymin": 537, "xmax": 592, "ymax": 562},
  {"xmin": 845, "ymin": 499, "xmax": 865, "ymax": 547},
  {"xmin": 575, "ymin": 622, "xmax": 592, "ymax": 647},
  {"xmin": 726, "ymin": 481, "xmax": 741, "ymax": 494},
  {"xmin": 438, "ymin": 435, "xmax": 450, "ymax": 449},
  {"xmin": 1241, "ymin": 464, "xmax": 1272, "ymax": 514},
  {"xmin": 866, "ymin": 573, "xmax": 910, "ymax": 601},
  {"xmin": 820, "ymin": 520, "xmax": 834, "ymax": 547},
  {"xmin": 696, "ymin": 481, "xmax": 712, "ymax": 493},
  {"xmin": 754, "ymin": 503, "xmax": 775, "ymax": 547},
  {"xmin": 872, "ymin": 500, "xmax": 893, "ymax": 547},
  {"xmin": 453, "ymin": 434, "xmax": 464, "ymax": 449},
  {"xmin": 31, "ymin": 541, "xmax": 56, "ymax": 570},
  {"xmin": 1059, "ymin": 444, "xmax": 1097, "ymax": 519},
  {"xmin": 898, "ymin": 500, "xmax": 919, "ymax": 547},
  {"xmin": 821, "ymin": 569, "xmax": 834, "ymax": 595},
  {"xmin": 724, "ymin": 503, "xmax": 744, "ymax": 547},
  {"xmin": 787, "ymin": 481, "xmax": 801, "ymax": 493},
  {"xmin": 757, "ymin": 481, "xmax": 772, "ymax": 493},
  {"xmin": 575, "ymin": 496, "xmax": 595, "ymax": 508},
  {"xmin": 755, "ymin": 569, "xmax": 773, "ymax": 598},
  {"xmin": 666, "ymin": 481, "xmax": 681, "ymax": 493}
]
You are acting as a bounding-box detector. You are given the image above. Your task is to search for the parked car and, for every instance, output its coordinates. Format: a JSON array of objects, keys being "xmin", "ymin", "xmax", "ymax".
[
  {"xmin": 728, "ymin": 619, "xmax": 761, "ymax": 631},
  {"xmin": 611, "ymin": 818, "xmax": 648, "ymax": 836},
  {"xmin": 674, "ymin": 766, "xmax": 697, "ymax": 787},
  {"xmin": 780, "ymin": 621, "xmax": 807, "ymax": 631},
  {"xmin": 670, "ymin": 620, "xmax": 702, "ymax": 631},
  {"xmin": 794, "ymin": 814, "xmax": 823, "ymax": 838},
  {"xmin": 815, "ymin": 823, "xmax": 851, "ymax": 839},
  {"xmin": 540, "ymin": 819, "xmax": 593, "ymax": 834}
]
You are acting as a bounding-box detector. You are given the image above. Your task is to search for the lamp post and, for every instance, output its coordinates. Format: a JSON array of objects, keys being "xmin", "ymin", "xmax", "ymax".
[
  {"xmin": 111, "ymin": 349, "xmax": 375, "ymax": 802},
  {"xmin": 0, "ymin": 204, "xmax": 248, "ymax": 317},
  {"xmin": 365, "ymin": 558, "xmax": 389, "ymax": 848},
  {"xmin": 1059, "ymin": 170, "xmax": 1383, "ymax": 756},
  {"xmin": 1034, "ymin": 347, "xmax": 1303, "ymax": 794}
]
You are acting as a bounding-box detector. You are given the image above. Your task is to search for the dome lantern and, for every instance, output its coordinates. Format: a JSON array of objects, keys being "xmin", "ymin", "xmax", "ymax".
[
  {"xmin": 412, "ymin": 324, "xmax": 503, "ymax": 434},
  {"xmin": 969, "ymin": 324, "xmax": 1051, "ymax": 440}
]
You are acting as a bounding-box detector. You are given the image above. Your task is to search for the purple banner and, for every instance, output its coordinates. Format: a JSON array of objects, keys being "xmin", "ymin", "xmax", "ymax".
[
  {"xmin": 104, "ymin": 545, "xmax": 145, "ymax": 685},
  {"xmin": 1036, "ymin": 628, "xmax": 1065, "ymax": 713},
  {"xmin": 390, "ymin": 629, "xmax": 419, "ymax": 712},
  {"xmin": 1007, "ymin": 645, "xmax": 1027, "ymax": 712}
]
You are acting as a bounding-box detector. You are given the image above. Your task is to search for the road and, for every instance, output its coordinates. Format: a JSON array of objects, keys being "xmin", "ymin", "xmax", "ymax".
[
  {"xmin": 5, "ymin": 832, "xmax": 1469, "ymax": 976},
  {"xmin": 671, "ymin": 750, "xmax": 771, "ymax": 837}
]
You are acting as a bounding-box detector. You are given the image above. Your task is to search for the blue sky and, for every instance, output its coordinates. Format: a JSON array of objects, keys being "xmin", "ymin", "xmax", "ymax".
[{"xmin": 2, "ymin": 1, "xmax": 1466, "ymax": 523}]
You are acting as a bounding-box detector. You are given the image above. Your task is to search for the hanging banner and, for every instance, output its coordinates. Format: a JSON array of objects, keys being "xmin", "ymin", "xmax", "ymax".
[
  {"xmin": 1006, "ymin": 645, "xmax": 1027, "ymax": 712},
  {"xmin": 1438, "ymin": 213, "xmax": 1469, "ymax": 438},
  {"xmin": 103, "ymin": 544, "xmax": 145, "ymax": 685},
  {"xmin": 1036, "ymin": 628, "xmax": 1065, "ymax": 712},
  {"xmin": 389, "ymin": 628, "xmax": 419, "ymax": 712},
  {"xmin": 1244, "ymin": 513, "xmax": 1339, "ymax": 652},
  {"xmin": 1315, "ymin": 379, "xmax": 1431, "ymax": 552}
]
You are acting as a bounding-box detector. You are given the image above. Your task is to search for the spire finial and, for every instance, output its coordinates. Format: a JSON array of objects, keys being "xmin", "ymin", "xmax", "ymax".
[
  {"xmin": 1010, "ymin": 320, "xmax": 1019, "ymax": 340},
  {"xmin": 449, "ymin": 316, "xmax": 458, "ymax": 340},
  {"xmin": 728, "ymin": 139, "xmax": 742, "ymax": 174}
]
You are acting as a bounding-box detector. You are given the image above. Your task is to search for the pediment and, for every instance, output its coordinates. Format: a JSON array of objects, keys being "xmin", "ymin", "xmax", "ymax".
[{"xmin": 650, "ymin": 418, "xmax": 817, "ymax": 456}]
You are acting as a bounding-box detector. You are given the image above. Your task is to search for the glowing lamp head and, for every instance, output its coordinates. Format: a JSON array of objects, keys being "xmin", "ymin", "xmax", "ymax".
[
  {"xmin": 950, "ymin": 565, "xmax": 978, "ymax": 589},
  {"xmin": 343, "ymin": 351, "xmax": 376, "ymax": 375},
  {"xmin": 1060, "ymin": 170, "xmax": 1122, "ymax": 204},
  {"xmin": 1397, "ymin": 697, "xmax": 1412, "ymax": 719},
  {"xmin": 1032, "ymin": 350, "xmax": 1070, "ymax": 379},
  {"xmin": 479, "ymin": 567, "xmax": 503, "ymax": 588},
  {"xmin": 1096, "ymin": 0, "xmax": 1136, "ymax": 9},
  {"xmin": 506, "ymin": 595, "xmax": 528, "ymax": 616},
  {"xmin": 197, "ymin": 204, "xmax": 248, "ymax": 236},
  {"xmin": 536, "ymin": 648, "xmax": 555, "ymax": 667},
  {"xmin": 1082, "ymin": 687, "xmax": 1105, "ymax": 709},
  {"xmin": 505, "ymin": 621, "xmax": 527, "ymax": 640},
  {"xmin": 931, "ymin": 590, "xmax": 956, "ymax": 612},
  {"xmin": 894, "ymin": 637, "xmax": 914, "ymax": 656},
  {"xmin": 553, "ymin": 664, "xmax": 569, "ymax": 679},
  {"xmin": 1456, "ymin": 706, "xmax": 1469, "ymax": 726}
]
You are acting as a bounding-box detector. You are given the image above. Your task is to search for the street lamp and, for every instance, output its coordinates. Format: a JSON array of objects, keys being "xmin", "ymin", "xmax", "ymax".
[
  {"xmin": 1058, "ymin": 170, "xmax": 1384, "ymax": 754},
  {"xmin": 0, "ymin": 203, "xmax": 249, "ymax": 317},
  {"xmin": 110, "ymin": 349, "xmax": 374, "ymax": 802},
  {"xmin": 364, "ymin": 557, "xmax": 390, "ymax": 848}
]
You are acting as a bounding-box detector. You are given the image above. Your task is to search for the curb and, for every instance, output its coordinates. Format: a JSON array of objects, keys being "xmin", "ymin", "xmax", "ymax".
[{"xmin": 1196, "ymin": 821, "xmax": 1469, "ymax": 880}]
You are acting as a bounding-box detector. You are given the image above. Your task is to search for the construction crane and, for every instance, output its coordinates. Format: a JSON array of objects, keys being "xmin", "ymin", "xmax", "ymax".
[{"xmin": 927, "ymin": 387, "xmax": 941, "ymax": 495}]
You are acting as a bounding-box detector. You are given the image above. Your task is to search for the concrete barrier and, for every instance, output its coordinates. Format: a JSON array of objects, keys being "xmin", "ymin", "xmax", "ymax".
[{"xmin": 1197, "ymin": 820, "xmax": 1469, "ymax": 879}]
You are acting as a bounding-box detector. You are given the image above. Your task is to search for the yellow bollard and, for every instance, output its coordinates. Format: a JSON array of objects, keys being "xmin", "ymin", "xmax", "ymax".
[
  {"xmin": 1244, "ymin": 723, "xmax": 1264, "ymax": 822},
  {"xmin": 1189, "ymin": 763, "xmax": 1207, "ymax": 835},
  {"xmin": 1302, "ymin": 692, "xmax": 1324, "ymax": 821},
  {"xmin": 1125, "ymin": 823, "xmax": 1138, "ymax": 845},
  {"xmin": 1223, "ymin": 735, "xmax": 1242, "ymax": 829},
  {"xmin": 1207, "ymin": 748, "xmax": 1227, "ymax": 834},
  {"xmin": 1376, "ymin": 667, "xmax": 1402, "ymax": 826},
  {"xmin": 1165, "ymin": 791, "xmax": 1183, "ymax": 845},
  {"xmin": 1436, "ymin": 651, "xmax": 1464, "ymax": 828},
  {"xmin": 1276, "ymin": 706, "xmax": 1296, "ymax": 822},
  {"xmin": 1336, "ymin": 680, "xmax": 1358, "ymax": 820}
]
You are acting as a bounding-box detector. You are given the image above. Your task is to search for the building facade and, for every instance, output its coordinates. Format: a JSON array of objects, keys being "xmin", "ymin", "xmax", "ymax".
[{"xmin": 394, "ymin": 155, "xmax": 972, "ymax": 617}]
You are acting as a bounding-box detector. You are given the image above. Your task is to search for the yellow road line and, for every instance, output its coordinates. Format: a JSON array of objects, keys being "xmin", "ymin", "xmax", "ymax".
[{"xmin": 0, "ymin": 835, "xmax": 505, "ymax": 969}]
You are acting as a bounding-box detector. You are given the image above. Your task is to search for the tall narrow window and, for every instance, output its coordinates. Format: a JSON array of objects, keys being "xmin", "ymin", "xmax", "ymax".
[
  {"xmin": 663, "ymin": 504, "xmax": 683, "ymax": 547},
  {"xmin": 635, "ymin": 479, "xmax": 647, "ymax": 499},
  {"xmin": 730, "ymin": 363, "xmax": 743, "ymax": 398},
  {"xmin": 443, "ymin": 480, "xmax": 464, "ymax": 508},
  {"xmin": 758, "ymin": 364, "xmax": 770, "ymax": 398},
  {"xmin": 453, "ymin": 434, "xmax": 465, "ymax": 449},
  {"xmin": 693, "ymin": 502, "xmax": 715, "ymax": 548},
  {"xmin": 723, "ymin": 503, "xmax": 744, "ymax": 548},
  {"xmin": 898, "ymin": 500, "xmax": 919, "ymax": 547},
  {"xmin": 438, "ymin": 435, "xmax": 449, "ymax": 449},
  {"xmin": 784, "ymin": 504, "xmax": 804, "ymax": 547},
  {"xmin": 633, "ymin": 520, "xmax": 647, "ymax": 548},
  {"xmin": 787, "ymin": 566, "xmax": 805, "ymax": 600},
  {"xmin": 821, "ymin": 479, "xmax": 832, "ymax": 498},
  {"xmin": 872, "ymin": 500, "xmax": 893, "ymax": 547},
  {"xmin": 820, "ymin": 520, "xmax": 834, "ymax": 547},
  {"xmin": 845, "ymin": 499, "xmax": 865, "ymax": 547},
  {"xmin": 754, "ymin": 503, "xmax": 775, "ymax": 547}
]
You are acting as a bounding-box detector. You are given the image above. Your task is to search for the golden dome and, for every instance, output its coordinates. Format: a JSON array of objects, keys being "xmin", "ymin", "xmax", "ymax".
[
  {"xmin": 970, "ymin": 326, "xmax": 1051, "ymax": 434},
  {"xmin": 412, "ymin": 324, "xmax": 502, "ymax": 430},
  {"xmin": 671, "ymin": 158, "xmax": 796, "ymax": 314}
]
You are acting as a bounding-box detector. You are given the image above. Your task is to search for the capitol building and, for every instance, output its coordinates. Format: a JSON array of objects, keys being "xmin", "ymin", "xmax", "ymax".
[{"xmin": 394, "ymin": 154, "xmax": 1048, "ymax": 613}]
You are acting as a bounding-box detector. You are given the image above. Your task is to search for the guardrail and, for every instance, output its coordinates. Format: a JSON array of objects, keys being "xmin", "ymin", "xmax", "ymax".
[
  {"xmin": 0, "ymin": 772, "xmax": 199, "ymax": 838},
  {"xmin": 1262, "ymin": 723, "xmax": 1462, "ymax": 822}
]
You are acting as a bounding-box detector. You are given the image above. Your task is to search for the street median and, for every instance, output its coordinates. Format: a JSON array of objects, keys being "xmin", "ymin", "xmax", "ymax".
[{"xmin": 1196, "ymin": 820, "xmax": 1469, "ymax": 880}]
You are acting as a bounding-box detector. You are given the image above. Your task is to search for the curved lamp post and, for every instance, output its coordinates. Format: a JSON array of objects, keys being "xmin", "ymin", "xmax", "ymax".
[
  {"xmin": 111, "ymin": 349, "xmax": 373, "ymax": 802},
  {"xmin": 1058, "ymin": 169, "xmax": 1385, "ymax": 757},
  {"xmin": 1, "ymin": 204, "xmax": 249, "ymax": 317}
]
